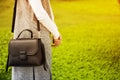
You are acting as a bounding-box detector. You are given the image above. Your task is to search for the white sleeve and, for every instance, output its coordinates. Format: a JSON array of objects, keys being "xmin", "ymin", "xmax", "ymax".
[{"xmin": 28, "ymin": 0, "xmax": 59, "ymax": 39}]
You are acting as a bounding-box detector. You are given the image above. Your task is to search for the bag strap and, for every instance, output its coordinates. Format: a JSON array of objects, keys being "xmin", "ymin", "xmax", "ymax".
[
  {"xmin": 11, "ymin": 0, "xmax": 17, "ymax": 33},
  {"xmin": 6, "ymin": 54, "xmax": 9, "ymax": 72},
  {"xmin": 33, "ymin": 67, "xmax": 35, "ymax": 80},
  {"xmin": 37, "ymin": 20, "xmax": 40, "ymax": 31}
]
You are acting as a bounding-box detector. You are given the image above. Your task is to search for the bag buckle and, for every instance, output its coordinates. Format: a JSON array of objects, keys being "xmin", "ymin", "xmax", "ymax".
[{"xmin": 19, "ymin": 51, "xmax": 27, "ymax": 61}]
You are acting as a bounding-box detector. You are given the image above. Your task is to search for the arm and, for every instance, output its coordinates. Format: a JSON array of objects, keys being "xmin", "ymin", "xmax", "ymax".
[{"xmin": 28, "ymin": 0, "xmax": 59, "ymax": 39}]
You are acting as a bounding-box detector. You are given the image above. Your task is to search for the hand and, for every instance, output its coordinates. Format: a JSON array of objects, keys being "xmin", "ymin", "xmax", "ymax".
[{"xmin": 52, "ymin": 35, "xmax": 62, "ymax": 47}]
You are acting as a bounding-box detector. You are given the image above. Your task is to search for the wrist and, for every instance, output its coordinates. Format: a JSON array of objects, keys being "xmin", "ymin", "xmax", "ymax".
[{"xmin": 53, "ymin": 32, "xmax": 60, "ymax": 39}]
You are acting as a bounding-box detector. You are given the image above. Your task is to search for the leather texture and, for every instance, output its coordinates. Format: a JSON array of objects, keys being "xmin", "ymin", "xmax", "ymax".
[{"xmin": 8, "ymin": 30, "xmax": 45, "ymax": 67}]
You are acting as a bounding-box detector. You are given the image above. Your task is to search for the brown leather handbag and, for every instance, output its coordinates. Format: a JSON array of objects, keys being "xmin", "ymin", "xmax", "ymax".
[{"xmin": 6, "ymin": 29, "xmax": 46, "ymax": 71}]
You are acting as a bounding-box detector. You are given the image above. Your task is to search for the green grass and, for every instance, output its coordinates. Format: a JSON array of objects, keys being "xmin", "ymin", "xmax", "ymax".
[
  {"xmin": 1, "ymin": 0, "xmax": 120, "ymax": 80},
  {"xmin": 0, "ymin": 28, "xmax": 12, "ymax": 80}
]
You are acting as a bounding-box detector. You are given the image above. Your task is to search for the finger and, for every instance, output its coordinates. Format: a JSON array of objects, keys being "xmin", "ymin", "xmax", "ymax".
[{"xmin": 52, "ymin": 40, "xmax": 61, "ymax": 47}]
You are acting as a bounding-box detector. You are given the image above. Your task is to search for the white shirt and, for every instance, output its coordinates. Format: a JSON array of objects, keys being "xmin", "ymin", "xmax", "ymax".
[{"xmin": 28, "ymin": 0, "xmax": 59, "ymax": 39}]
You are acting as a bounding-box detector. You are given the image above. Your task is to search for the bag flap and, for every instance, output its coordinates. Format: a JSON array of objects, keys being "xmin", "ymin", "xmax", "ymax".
[{"xmin": 9, "ymin": 39, "xmax": 39, "ymax": 56}]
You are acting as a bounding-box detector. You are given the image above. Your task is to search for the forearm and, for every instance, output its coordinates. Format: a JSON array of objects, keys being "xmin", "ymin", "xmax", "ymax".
[{"xmin": 28, "ymin": 0, "xmax": 60, "ymax": 39}]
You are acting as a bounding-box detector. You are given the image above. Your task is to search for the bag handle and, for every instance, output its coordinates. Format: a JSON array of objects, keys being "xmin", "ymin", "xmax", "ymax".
[
  {"xmin": 17, "ymin": 29, "xmax": 33, "ymax": 39},
  {"xmin": 17, "ymin": 20, "xmax": 40, "ymax": 38}
]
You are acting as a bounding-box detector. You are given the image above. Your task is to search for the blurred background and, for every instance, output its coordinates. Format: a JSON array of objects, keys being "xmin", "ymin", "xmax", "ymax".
[{"xmin": 0, "ymin": 0, "xmax": 120, "ymax": 80}]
